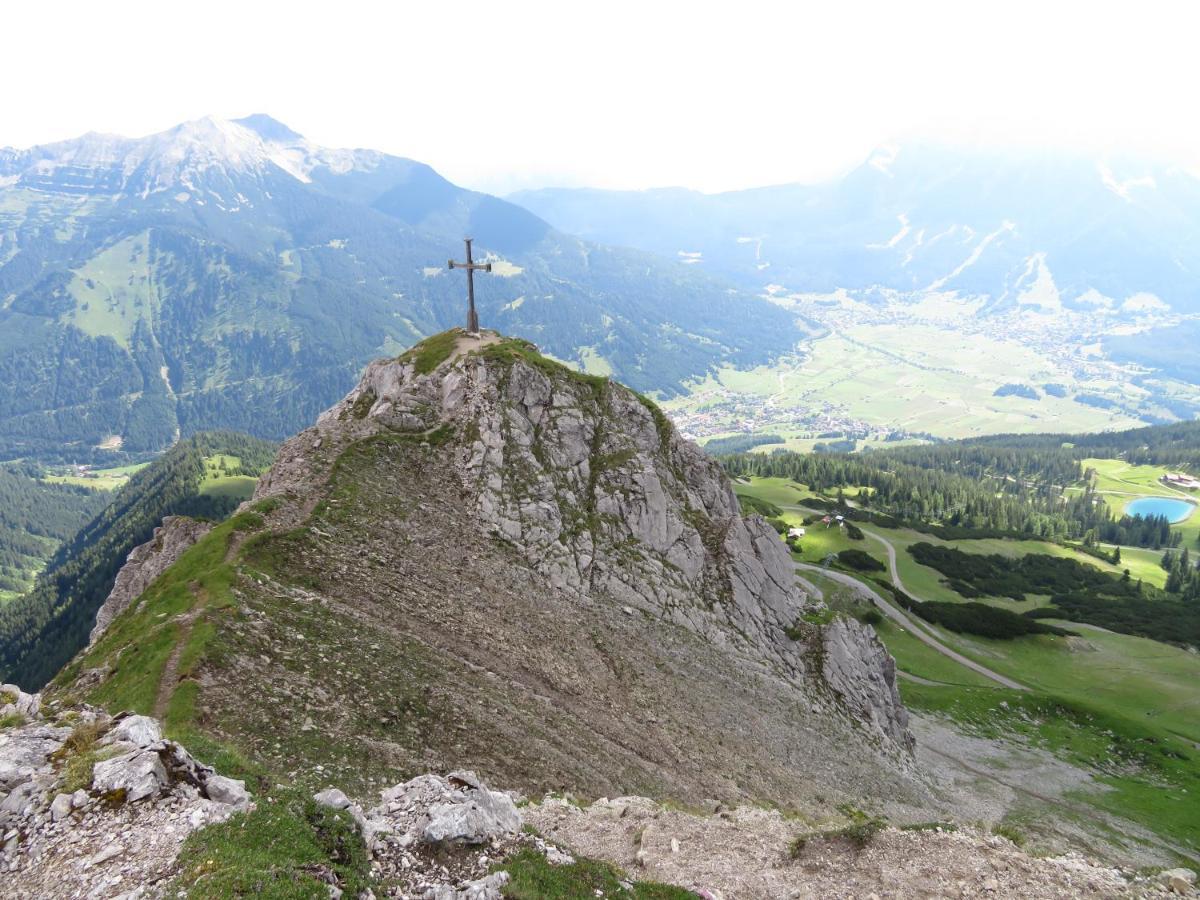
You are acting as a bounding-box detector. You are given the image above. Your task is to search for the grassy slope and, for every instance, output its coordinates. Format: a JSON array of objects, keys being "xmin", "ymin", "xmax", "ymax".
[
  {"xmin": 198, "ymin": 455, "xmax": 258, "ymax": 501},
  {"xmin": 736, "ymin": 475, "xmax": 1200, "ymax": 861}
]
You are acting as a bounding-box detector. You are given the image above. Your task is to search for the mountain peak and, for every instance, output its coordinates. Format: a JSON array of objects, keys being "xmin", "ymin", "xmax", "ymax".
[{"xmin": 233, "ymin": 113, "xmax": 305, "ymax": 143}]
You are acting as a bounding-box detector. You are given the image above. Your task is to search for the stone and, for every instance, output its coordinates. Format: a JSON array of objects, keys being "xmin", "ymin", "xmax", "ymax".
[
  {"xmin": 422, "ymin": 784, "xmax": 521, "ymax": 845},
  {"xmin": 423, "ymin": 872, "xmax": 510, "ymax": 900},
  {"xmin": 314, "ymin": 787, "xmax": 352, "ymax": 810},
  {"xmin": 1, "ymin": 781, "xmax": 37, "ymax": 816},
  {"xmin": 1164, "ymin": 868, "xmax": 1198, "ymax": 895},
  {"xmin": 106, "ymin": 715, "xmax": 162, "ymax": 748},
  {"xmin": 91, "ymin": 750, "xmax": 167, "ymax": 803},
  {"xmin": 1163, "ymin": 868, "xmax": 1197, "ymax": 887},
  {"xmin": 88, "ymin": 843, "xmax": 123, "ymax": 867},
  {"xmin": 544, "ymin": 845, "xmax": 574, "ymax": 866},
  {"xmin": 49, "ymin": 793, "xmax": 73, "ymax": 822},
  {"xmin": 0, "ymin": 684, "xmax": 39, "ymax": 718},
  {"xmin": 204, "ymin": 775, "xmax": 251, "ymax": 809}
]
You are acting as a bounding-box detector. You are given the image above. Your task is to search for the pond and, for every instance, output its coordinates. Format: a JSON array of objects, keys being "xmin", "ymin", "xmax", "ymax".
[{"xmin": 1124, "ymin": 496, "xmax": 1197, "ymax": 523}]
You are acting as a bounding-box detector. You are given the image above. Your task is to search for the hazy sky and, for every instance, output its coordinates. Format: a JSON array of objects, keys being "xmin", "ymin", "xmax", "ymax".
[{"xmin": 4, "ymin": 0, "xmax": 1199, "ymax": 194}]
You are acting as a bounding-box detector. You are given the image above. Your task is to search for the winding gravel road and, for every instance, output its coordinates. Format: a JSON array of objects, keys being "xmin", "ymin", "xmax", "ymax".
[{"xmin": 795, "ymin": 530, "xmax": 1027, "ymax": 691}]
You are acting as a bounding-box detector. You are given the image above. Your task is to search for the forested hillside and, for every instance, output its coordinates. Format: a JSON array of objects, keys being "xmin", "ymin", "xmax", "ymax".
[
  {"xmin": 0, "ymin": 432, "xmax": 276, "ymax": 689},
  {"xmin": 722, "ymin": 448, "xmax": 1173, "ymax": 546},
  {"xmin": 0, "ymin": 465, "xmax": 109, "ymax": 599},
  {"xmin": 0, "ymin": 116, "xmax": 803, "ymax": 462}
]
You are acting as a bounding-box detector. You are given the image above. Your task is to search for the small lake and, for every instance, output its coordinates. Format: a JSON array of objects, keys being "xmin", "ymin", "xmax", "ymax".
[{"xmin": 1124, "ymin": 496, "xmax": 1197, "ymax": 523}]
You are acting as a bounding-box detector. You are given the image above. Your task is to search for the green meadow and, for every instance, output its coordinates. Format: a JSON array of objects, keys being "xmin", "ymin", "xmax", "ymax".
[{"xmin": 735, "ymin": 474, "xmax": 1200, "ymax": 861}]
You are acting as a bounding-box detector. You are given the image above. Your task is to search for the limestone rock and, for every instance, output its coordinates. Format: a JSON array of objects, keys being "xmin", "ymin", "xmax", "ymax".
[
  {"xmin": 0, "ymin": 683, "xmax": 40, "ymax": 719},
  {"xmin": 104, "ymin": 714, "xmax": 162, "ymax": 748},
  {"xmin": 820, "ymin": 618, "xmax": 912, "ymax": 751},
  {"xmin": 422, "ymin": 871, "xmax": 510, "ymax": 900},
  {"xmin": 91, "ymin": 749, "xmax": 168, "ymax": 802},
  {"xmin": 49, "ymin": 793, "xmax": 73, "ymax": 821},
  {"xmin": 253, "ymin": 334, "xmax": 912, "ymax": 752},
  {"xmin": 204, "ymin": 774, "xmax": 251, "ymax": 810},
  {"xmin": 314, "ymin": 787, "xmax": 352, "ymax": 810},
  {"xmin": 89, "ymin": 516, "xmax": 213, "ymax": 645}
]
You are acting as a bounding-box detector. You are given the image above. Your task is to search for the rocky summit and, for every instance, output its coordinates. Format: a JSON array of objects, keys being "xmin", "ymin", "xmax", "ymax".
[{"xmin": 55, "ymin": 330, "xmax": 917, "ymax": 807}]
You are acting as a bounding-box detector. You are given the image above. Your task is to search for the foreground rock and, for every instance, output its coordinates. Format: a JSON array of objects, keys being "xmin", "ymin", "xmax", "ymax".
[
  {"xmin": 314, "ymin": 770, "xmax": 523, "ymax": 899},
  {"xmin": 0, "ymin": 703, "xmax": 251, "ymax": 898},
  {"xmin": 526, "ymin": 795, "xmax": 1190, "ymax": 899}
]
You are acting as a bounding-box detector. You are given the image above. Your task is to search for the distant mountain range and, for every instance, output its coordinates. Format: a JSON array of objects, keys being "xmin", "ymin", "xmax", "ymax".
[
  {"xmin": 512, "ymin": 145, "xmax": 1200, "ymax": 319},
  {"xmin": 0, "ymin": 115, "xmax": 802, "ymax": 461}
]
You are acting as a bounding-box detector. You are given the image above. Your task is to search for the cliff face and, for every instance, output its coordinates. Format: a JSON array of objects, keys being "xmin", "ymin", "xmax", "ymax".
[
  {"xmin": 348, "ymin": 340, "xmax": 812, "ymax": 668},
  {"xmin": 65, "ymin": 331, "xmax": 919, "ymax": 812},
  {"xmin": 89, "ymin": 517, "xmax": 214, "ymax": 646}
]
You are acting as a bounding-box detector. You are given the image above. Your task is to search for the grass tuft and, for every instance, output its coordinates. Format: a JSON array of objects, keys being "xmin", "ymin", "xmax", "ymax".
[
  {"xmin": 400, "ymin": 329, "xmax": 462, "ymax": 375},
  {"xmin": 498, "ymin": 847, "xmax": 696, "ymax": 899},
  {"xmin": 170, "ymin": 787, "xmax": 373, "ymax": 899}
]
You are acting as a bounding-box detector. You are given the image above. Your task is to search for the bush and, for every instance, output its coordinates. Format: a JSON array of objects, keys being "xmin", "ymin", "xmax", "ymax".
[
  {"xmin": 837, "ymin": 549, "xmax": 885, "ymax": 572},
  {"xmin": 737, "ymin": 493, "xmax": 783, "ymax": 518}
]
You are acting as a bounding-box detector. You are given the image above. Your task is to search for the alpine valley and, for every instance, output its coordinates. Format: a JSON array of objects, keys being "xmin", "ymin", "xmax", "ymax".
[
  {"xmin": 514, "ymin": 146, "xmax": 1200, "ymax": 446},
  {"xmin": 3, "ymin": 117, "xmax": 1200, "ymax": 900}
]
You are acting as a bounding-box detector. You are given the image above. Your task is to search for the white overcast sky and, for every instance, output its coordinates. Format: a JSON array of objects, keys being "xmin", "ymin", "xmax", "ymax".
[{"xmin": 3, "ymin": 0, "xmax": 1199, "ymax": 194}]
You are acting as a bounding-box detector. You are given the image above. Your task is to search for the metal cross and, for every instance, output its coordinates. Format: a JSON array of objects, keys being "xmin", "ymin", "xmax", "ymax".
[{"xmin": 448, "ymin": 238, "xmax": 492, "ymax": 334}]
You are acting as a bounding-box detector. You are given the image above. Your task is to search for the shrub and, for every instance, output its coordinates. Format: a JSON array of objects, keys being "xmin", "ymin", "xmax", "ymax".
[{"xmin": 837, "ymin": 549, "xmax": 885, "ymax": 572}]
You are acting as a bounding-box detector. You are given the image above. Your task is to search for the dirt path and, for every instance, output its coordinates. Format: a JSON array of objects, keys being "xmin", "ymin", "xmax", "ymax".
[
  {"xmin": 794, "ymin": 572, "xmax": 824, "ymax": 602},
  {"xmin": 154, "ymin": 586, "xmax": 204, "ymax": 719},
  {"xmin": 794, "ymin": 559, "xmax": 1027, "ymax": 691}
]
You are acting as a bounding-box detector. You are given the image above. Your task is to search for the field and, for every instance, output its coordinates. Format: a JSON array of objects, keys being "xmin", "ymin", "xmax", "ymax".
[
  {"xmin": 43, "ymin": 463, "xmax": 147, "ymax": 491},
  {"xmin": 667, "ymin": 318, "xmax": 1152, "ymax": 442},
  {"xmin": 198, "ymin": 455, "xmax": 258, "ymax": 500},
  {"xmin": 1078, "ymin": 457, "xmax": 1200, "ymax": 549},
  {"xmin": 735, "ymin": 475, "xmax": 1200, "ymax": 861}
]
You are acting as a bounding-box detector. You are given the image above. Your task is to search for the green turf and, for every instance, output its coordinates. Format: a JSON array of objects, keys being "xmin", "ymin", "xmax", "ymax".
[{"xmin": 199, "ymin": 455, "xmax": 258, "ymax": 501}]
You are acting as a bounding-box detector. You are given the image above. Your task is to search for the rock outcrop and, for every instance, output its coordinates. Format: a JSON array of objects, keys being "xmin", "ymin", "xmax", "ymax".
[
  {"xmin": 61, "ymin": 330, "xmax": 921, "ymax": 822},
  {"xmin": 255, "ymin": 333, "xmax": 909, "ymax": 748},
  {"xmin": 89, "ymin": 516, "xmax": 213, "ymax": 645},
  {"xmin": 821, "ymin": 617, "xmax": 912, "ymax": 750},
  {"xmin": 0, "ymin": 701, "xmax": 251, "ymax": 897}
]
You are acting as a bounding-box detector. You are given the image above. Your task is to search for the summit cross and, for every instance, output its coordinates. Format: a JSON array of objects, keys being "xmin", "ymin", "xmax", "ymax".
[{"xmin": 447, "ymin": 238, "xmax": 492, "ymax": 334}]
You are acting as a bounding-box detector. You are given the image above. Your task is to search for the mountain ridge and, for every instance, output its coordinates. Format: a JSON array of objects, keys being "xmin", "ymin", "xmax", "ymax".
[{"xmin": 0, "ymin": 116, "xmax": 805, "ymax": 461}]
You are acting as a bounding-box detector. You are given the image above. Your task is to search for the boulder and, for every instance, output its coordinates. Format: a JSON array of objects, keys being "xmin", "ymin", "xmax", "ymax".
[
  {"xmin": 50, "ymin": 793, "xmax": 73, "ymax": 822},
  {"xmin": 421, "ymin": 778, "xmax": 521, "ymax": 846},
  {"xmin": 313, "ymin": 787, "xmax": 352, "ymax": 810},
  {"xmin": 1163, "ymin": 868, "xmax": 1198, "ymax": 895},
  {"xmin": 105, "ymin": 715, "xmax": 162, "ymax": 748},
  {"xmin": 204, "ymin": 774, "xmax": 251, "ymax": 809},
  {"xmin": 91, "ymin": 750, "xmax": 167, "ymax": 802},
  {"xmin": 0, "ymin": 684, "xmax": 39, "ymax": 718}
]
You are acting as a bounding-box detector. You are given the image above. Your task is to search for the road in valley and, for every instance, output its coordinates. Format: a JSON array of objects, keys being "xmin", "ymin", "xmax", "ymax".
[{"xmin": 794, "ymin": 530, "xmax": 1028, "ymax": 692}]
